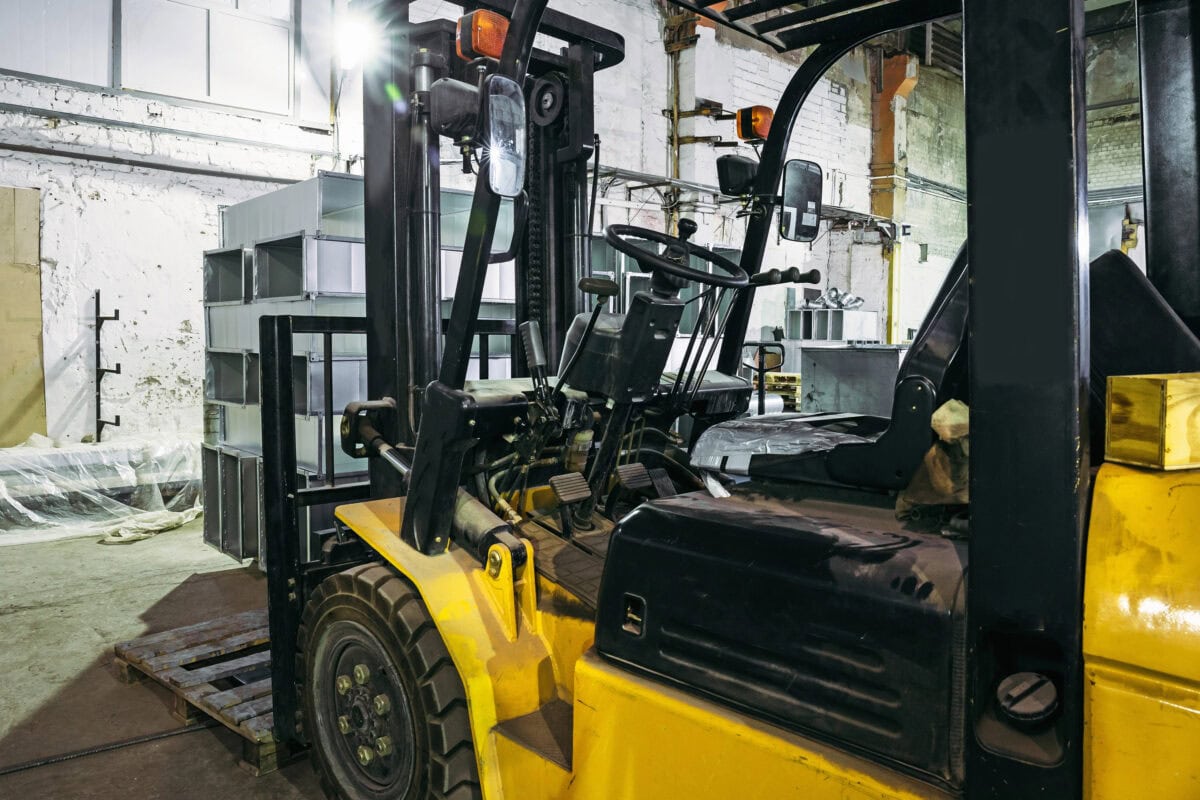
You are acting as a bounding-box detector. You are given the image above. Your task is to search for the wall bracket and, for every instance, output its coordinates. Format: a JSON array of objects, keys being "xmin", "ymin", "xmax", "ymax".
[{"xmin": 95, "ymin": 289, "xmax": 121, "ymax": 440}]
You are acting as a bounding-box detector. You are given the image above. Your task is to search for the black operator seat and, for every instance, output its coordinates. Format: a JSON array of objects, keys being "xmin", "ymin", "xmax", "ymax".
[
  {"xmin": 691, "ymin": 242, "xmax": 970, "ymax": 491},
  {"xmin": 691, "ymin": 244, "xmax": 1200, "ymax": 486}
]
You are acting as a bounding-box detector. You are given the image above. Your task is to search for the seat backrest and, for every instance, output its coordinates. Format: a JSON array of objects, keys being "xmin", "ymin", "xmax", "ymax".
[
  {"xmin": 897, "ymin": 241, "xmax": 969, "ymax": 398},
  {"xmin": 1088, "ymin": 250, "xmax": 1200, "ymax": 457},
  {"xmin": 824, "ymin": 243, "xmax": 968, "ymax": 491}
]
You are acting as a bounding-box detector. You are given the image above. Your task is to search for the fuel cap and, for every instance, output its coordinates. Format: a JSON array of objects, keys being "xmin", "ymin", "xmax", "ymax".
[{"xmin": 996, "ymin": 672, "xmax": 1059, "ymax": 729}]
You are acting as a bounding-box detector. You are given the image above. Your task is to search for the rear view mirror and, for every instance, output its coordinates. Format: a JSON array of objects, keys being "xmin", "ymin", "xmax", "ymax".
[
  {"xmin": 717, "ymin": 154, "xmax": 759, "ymax": 196},
  {"xmin": 483, "ymin": 75, "xmax": 526, "ymax": 198},
  {"xmin": 779, "ymin": 159, "xmax": 823, "ymax": 242}
]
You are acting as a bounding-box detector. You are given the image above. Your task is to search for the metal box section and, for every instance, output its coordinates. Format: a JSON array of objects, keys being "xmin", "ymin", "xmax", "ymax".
[
  {"xmin": 787, "ymin": 308, "xmax": 880, "ymax": 343},
  {"xmin": 219, "ymin": 404, "xmax": 360, "ymax": 479},
  {"xmin": 201, "ymin": 443, "xmax": 221, "ymax": 550},
  {"xmin": 204, "ymin": 173, "xmax": 378, "ymax": 569},
  {"xmin": 220, "ymin": 448, "xmax": 261, "ymax": 561},
  {"xmin": 201, "ymin": 442, "xmax": 361, "ymax": 566},
  {"xmin": 203, "ymin": 247, "xmax": 251, "ymax": 304},
  {"xmin": 205, "ymin": 297, "xmax": 367, "ymax": 355},
  {"xmin": 1106, "ymin": 372, "xmax": 1200, "ymax": 470},
  {"xmin": 205, "ymin": 350, "xmax": 247, "ymax": 405},
  {"xmin": 800, "ymin": 344, "xmax": 908, "ymax": 417},
  {"xmin": 245, "ymin": 352, "xmax": 368, "ymax": 415},
  {"xmin": 220, "ymin": 170, "xmax": 364, "ymax": 247},
  {"xmin": 253, "ymin": 233, "xmax": 365, "ymax": 300}
]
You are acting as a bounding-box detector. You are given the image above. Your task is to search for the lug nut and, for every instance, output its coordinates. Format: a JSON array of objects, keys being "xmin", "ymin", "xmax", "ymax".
[
  {"xmin": 357, "ymin": 745, "xmax": 375, "ymax": 766},
  {"xmin": 354, "ymin": 663, "xmax": 371, "ymax": 685},
  {"xmin": 337, "ymin": 715, "xmax": 352, "ymax": 734},
  {"xmin": 336, "ymin": 675, "xmax": 352, "ymax": 695},
  {"xmin": 375, "ymin": 736, "xmax": 393, "ymax": 756},
  {"xmin": 373, "ymin": 694, "xmax": 391, "ymax": 716}
]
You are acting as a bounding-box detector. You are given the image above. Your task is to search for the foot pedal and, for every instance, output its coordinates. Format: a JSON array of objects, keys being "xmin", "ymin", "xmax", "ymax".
[
  {"xmin": 648, "ymin": 467, "xmax": 676, "ymax": 498},
  {"xmin": 616, "ymin": 463, "xmax": 653, "ymax": 491},
  {"xmin": 550, "ymin": 472, "xmax": 592, "ymax": 505}
]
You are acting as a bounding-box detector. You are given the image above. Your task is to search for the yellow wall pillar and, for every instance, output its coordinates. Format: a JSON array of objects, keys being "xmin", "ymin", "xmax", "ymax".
[{"xmin": 870, "ymin": 54, "xmax": 918, "ymax": 344}]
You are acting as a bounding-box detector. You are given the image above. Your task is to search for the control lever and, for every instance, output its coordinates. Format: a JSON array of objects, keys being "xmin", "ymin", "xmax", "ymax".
[
  {"xmin": 784, "ymin": 267, "xmax": 821, "ymax": 284},
  {"xmin": 677, "ymin": 217, "xmax": 698, "ymax": 242},
  {"xmin": 748, "ymin": 267, "xmax": 821, "ymax": 287},
  {"xmin": 750, "ymin": 268, "xmax": 784, "ymax": 286},
  {"xmin": 552, "ymin": 277, "xmax": 618, "ymax": 405},
  {"xmin": 518, "ymin": 320, "xmax": 550, "ymax": 403},
  {"xmin": 650, "ymin": 218, "xmax": 699, "ymax": 294}
]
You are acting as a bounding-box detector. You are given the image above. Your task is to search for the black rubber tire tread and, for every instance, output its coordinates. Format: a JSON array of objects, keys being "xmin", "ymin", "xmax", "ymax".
[{"xmin": 297, "ymin": 563, "xmax": 483, "ymax": 800}]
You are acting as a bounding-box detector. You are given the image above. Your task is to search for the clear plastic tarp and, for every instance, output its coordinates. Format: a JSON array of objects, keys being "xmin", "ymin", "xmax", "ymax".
[
  {"xmin": 691, "ymin": 412, "xmax": 885, "ymax": 474},
  {"xmin": 0, "ymin": 436, "xmax": 201, "ymax": 545}
]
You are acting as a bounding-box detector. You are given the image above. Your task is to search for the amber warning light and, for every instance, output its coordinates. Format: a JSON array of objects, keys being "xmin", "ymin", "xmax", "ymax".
[
  {"xmin": 736, "ymin": 105, "xmax": 773, "ymax": 141},
  {"xmin": 457, "ymin": 10, "xmax": 510, "ymax": 61}
]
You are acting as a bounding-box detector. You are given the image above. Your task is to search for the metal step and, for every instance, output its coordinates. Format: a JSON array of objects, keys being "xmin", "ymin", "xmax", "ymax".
[{"xmin": 494, "ymin": 699, "xmax": 574, "ymax": 771}]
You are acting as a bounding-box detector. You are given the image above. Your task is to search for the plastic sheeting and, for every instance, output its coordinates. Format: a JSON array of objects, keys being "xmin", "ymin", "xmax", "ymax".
[
  {"xmin": 896, "ymin": 400, "xmax": 970, "ymax": 518},
  {"xmin": 691, "ymin": 412, "xmax": 884, "ymax": 474},
  {"xmin": 0, "ymin": 436, "xmax": 202, "ymax": 545}
]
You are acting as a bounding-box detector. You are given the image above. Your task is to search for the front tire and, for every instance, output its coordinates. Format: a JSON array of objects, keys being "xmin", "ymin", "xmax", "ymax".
[{"xmin": 297, "ymin": 564, "xmax": 481, "ymax": 800}]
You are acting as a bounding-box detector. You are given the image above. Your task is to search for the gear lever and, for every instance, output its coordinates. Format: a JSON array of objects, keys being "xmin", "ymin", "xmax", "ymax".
[{"xmin": 653, "ymin": 218, "xmax": 699, "ymax": 294}]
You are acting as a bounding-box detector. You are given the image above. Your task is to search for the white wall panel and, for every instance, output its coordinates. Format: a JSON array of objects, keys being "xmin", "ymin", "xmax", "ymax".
[
  {"xmin": 240, "ymin": 0, "xmax": 293, "ymax": 20},
  {"xmin": 121, "ymin": 0, "xmax": 209, "ymax": 99},
  {"xmin": 0, "ymin": 0, "xmax": 111, "ymax": 86},
  {"xmin": 297, "ymin": 0, "xmax": 333, "ymax": 124},
  {"xmin": 209, "ymin": 10, "xmax": 291, "ymax": 112}
]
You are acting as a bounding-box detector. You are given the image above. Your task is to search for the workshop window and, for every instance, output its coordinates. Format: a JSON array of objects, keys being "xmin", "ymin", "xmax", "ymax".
[
  {"xmin": 121, "ymin": 0, "xmax": 293, "ymax": 113},
  {"xmin": 0, "ymin": 0, "xmax": 334, "ymax": 123}
]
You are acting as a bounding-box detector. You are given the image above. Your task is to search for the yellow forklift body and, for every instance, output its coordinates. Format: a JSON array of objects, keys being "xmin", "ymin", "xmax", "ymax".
[
  {"xmin": 337, "ymin": 498, "xmax": 952, "ymax": 799},
  {"xmin": 337, "ymin": 461, "xmax": 1200, "ymax": 799},
  {"xmin": 1083, "ymin": 463, "xmax": 1200, "ymax": 798}
]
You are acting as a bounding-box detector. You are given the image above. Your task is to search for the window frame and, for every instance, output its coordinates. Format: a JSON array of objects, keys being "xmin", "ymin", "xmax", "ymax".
[
  {"xmin": 0, "ymin": 0, "xmax": 327, "ymax": 127},
  {"xmin": 113, "ymin": 0, "xmax": 303, "ymax": 119}
]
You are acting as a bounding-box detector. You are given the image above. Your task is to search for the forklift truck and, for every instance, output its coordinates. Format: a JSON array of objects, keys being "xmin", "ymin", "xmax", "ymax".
[{"xmin": 258, "ymin": 1, "xmax": 1200, "ymax": 798}]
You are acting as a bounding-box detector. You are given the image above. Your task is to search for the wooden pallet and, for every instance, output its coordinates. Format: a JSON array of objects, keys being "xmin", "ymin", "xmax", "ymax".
[
  {"xmin": 114, "ymin": 609, "xmax": 292, "ymax": 775},
  {"xmin": 752, "ymin": 374, "xmax": 801, "ymax": 389}
]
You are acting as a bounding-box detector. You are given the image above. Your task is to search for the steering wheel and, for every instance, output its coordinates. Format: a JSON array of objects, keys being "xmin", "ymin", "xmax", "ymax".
[{"xmin": 605, "ymin": 223, "xmax": 750, "ymax": 289}]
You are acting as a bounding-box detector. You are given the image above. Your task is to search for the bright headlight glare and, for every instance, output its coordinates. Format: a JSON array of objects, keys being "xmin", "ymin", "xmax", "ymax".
[{"xmin": 335, "ymin": 11, "xmax": 379, "ymax": 70}]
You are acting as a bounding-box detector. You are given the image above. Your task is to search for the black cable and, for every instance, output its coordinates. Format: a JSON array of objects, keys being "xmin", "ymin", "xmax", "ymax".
[{"xmin": 0, "ymin": 721, "xmax": 220, "ymax": 778}]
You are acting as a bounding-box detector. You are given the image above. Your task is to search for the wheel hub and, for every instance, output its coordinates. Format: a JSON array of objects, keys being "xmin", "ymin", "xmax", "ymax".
[{"xmin": 317, "ymin": 624, "xmax": 418, "ymax": 795}]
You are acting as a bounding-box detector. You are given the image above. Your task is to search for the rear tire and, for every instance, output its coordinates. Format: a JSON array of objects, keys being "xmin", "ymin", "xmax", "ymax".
[{"xmin": 297, "ymin": 564, "xmax": 482, "ymax": 800}]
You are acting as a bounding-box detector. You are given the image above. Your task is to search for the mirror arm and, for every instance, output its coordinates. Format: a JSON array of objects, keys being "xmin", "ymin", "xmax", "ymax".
[{"xmin": 489, "ymin": 192, "xmax": 527, "ymax": 263}]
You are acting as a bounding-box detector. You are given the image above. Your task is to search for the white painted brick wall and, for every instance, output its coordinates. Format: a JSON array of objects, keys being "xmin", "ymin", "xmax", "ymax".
[
  {"xmin": 0, "ymin": 74, "xmax": 335, "ymax": 441},
  {"xmin": 0, "ymin": 0, "xmax": 959, "ymax": 441}
]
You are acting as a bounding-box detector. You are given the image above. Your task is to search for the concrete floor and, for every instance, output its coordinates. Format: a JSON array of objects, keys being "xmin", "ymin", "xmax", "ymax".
[{"xmin": 0, "ymin": 519, "xmax": 324, "ymax": 799}]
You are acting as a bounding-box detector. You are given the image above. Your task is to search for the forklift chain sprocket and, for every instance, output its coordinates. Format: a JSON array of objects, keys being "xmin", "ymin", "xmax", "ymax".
[{"xmin": 298, "ymin": 564, "xmax": 482, "ymax": 800}]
